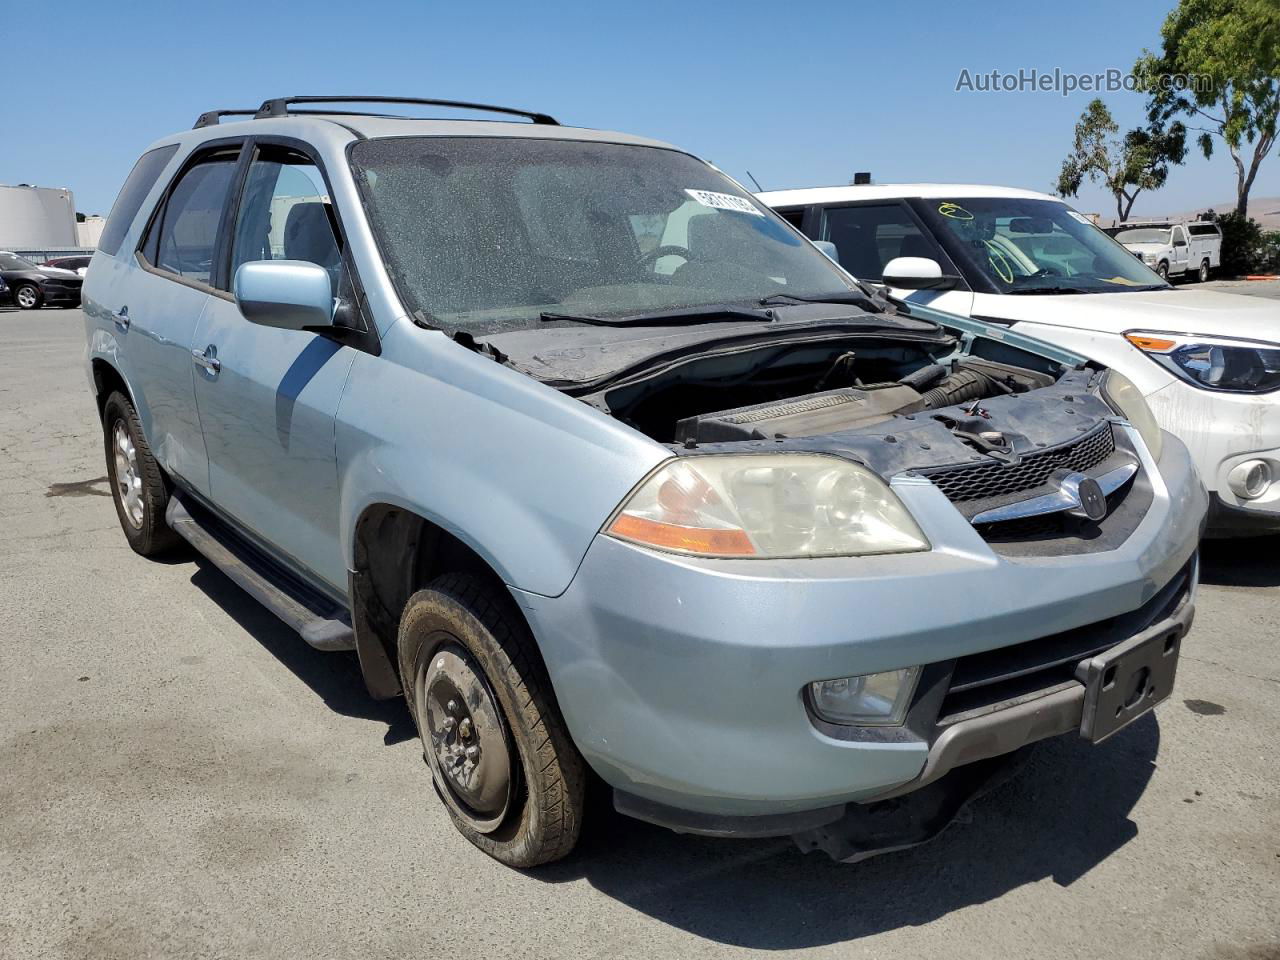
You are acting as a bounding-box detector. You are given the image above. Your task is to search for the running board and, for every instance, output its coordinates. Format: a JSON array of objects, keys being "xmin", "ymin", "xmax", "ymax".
[{"xmin": 166, "ymin": 498, "xmax": 356, "ymax": 652}]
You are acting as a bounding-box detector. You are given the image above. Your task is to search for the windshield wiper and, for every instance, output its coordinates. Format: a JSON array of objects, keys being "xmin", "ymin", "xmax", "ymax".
[
  {"xmin": 1004, "ymin": 286, "xmax": 1089, "ymax": 295},
  {"xmin": 540, "ymin": 304, "xmax": 775, "ymax": 327},
  {"xmin": 759, "ymin": 291, "xmax": 885, "ymax": 311}
]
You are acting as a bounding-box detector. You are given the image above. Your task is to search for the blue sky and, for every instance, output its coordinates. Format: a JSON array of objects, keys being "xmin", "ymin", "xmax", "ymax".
[{"xmin": 8, "ymin": 0, "xmax": 1276, "ymax": 220}]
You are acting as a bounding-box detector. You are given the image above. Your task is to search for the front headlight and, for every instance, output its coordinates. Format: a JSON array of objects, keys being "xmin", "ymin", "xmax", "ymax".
[
  {"xmin": 1126, "ymin": 331, "xmax": 1280, "ymax": 394},
  {"xmin": 606, "ymin": 454, "xmax": 929, "ymax": 558},
  {"xmin": 1102, "ymin": 370, "xmax": 1164, "ymax": 461},
  {"xmin": 809, "ymin": 668, "xmax": 920, "ymax": 726}
]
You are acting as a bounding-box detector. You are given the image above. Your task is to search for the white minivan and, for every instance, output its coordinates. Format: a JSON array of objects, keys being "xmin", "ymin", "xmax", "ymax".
[{"xmin": 760, "ymin": 184, "xmax": 1280, "ymax": 535}]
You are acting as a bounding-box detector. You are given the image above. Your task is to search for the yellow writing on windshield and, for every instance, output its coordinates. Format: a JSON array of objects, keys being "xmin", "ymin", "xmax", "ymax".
[{"xmin": 938, "ymin": 202, "xmax": 974, "ymax": 220}]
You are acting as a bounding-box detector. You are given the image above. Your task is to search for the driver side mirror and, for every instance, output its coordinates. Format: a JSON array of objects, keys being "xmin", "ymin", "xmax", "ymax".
[
  {"xmin": 234, "ymin": 260, "xmax": 333, "ymax": 331},
  {"xmin": 881, "ymin": 256, "xmax": 960, "ymax": 291}
]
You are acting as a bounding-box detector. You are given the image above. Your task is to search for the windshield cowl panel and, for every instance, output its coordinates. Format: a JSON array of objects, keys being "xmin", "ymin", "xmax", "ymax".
[
  {"xmin": 916, "ymin": 197, "xmax": 1170, "ymax": 296},
  {"xmin": 350, "ymin": 136, "xmax": 861, "ymax": 336}
]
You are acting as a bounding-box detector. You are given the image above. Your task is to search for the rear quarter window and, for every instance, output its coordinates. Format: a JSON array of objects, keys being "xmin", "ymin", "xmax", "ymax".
[{"xmin": 98, "ymin": 145, "xmax": 179, "ymax": 257}]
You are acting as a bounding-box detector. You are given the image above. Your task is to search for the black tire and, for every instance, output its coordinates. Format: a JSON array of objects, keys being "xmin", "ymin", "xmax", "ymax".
[
  {"xmin": 14, "ymin": 283, "xmax": 41, "ymax": 310},
  {"xmin": 398, "ymin": 573, "xmax": 585, "ymax": 867},
  {"xmin": 102, "ymin": 391, "xmax": 180, "ymax": 557},
  {"xmin": 1197, "ymin": 259, "xmax": 1210, "ymax": 282},
  {"xmin": 1156, "ymin": 261, "xmax": 1170, "ymax": 281}
]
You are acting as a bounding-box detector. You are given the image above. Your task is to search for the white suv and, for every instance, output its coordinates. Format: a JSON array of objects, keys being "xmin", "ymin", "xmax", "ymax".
[{"xmin": 760, "ymin": 184, "xmax": 1280, "ymax": 535}]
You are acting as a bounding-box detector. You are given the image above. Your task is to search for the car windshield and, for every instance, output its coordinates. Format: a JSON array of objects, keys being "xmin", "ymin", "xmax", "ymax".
[
  {"xmin": 351, "ymin": 137, "xmax": 861, "ymax": 333},
  {"xmin": 0, "ymin": 254, "xmax": 37, "ymax": 270},
  {"xmin": 920, "ymin": 197, "xmax": 1168, "ymax": 294},
  {"xmin": 1114, "ymin": 227, "xmax": 1172, "ymax": 244}
]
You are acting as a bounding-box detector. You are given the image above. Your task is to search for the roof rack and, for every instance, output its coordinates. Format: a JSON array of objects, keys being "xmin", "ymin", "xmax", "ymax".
[
  {"xmin": 254, "ymin": 96, "xmax": 558, "ymax": 125},
  {"xmin": 193, "ymin": 109, "xmax": 258, "ymax": 129}
]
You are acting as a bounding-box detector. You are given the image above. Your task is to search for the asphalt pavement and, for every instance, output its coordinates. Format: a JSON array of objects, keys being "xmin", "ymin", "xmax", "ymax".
[{"xmin": 1, "ymin": 307, "xmax": 1277, "ymax": 960}]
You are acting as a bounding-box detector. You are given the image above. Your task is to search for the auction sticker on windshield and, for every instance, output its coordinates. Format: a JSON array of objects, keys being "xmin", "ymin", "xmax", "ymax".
[{"xmin": 685, "ymin": 189, "xmax": 765, "ymax": 215}]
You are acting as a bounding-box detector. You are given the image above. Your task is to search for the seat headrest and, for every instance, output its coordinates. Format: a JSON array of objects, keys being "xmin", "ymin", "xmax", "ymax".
[{"xmin": 283, "ymin": 202, "xmax": 340, "ymax": 268}]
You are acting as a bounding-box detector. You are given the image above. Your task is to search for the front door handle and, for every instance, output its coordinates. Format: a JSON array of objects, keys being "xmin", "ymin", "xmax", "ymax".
[
  {"xmin": 112, "ymin": 306, "xmax": 130, "ymax": 330},
  {"xmin": 191, "ymin": 345, "xmax": 221, "ymax": 374}
]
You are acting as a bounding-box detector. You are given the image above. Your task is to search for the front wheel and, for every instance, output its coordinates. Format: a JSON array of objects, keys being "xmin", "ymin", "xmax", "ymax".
[
  {"xmin": 14, "ymin": 283, "xmax": 41, "ymax": 309},
  {"xmin": 1156, "ymin": 261, "xmax": 1170, "ymax": 281},
  {"xmin": 398, "ymin": 574, "xmax": 585, "ymax": 868}
]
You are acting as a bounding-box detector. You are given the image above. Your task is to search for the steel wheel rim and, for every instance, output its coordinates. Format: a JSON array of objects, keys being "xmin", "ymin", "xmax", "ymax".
[
  {"xmin": 112, "ymin": 420, "xmax": 144, "ymax": 529},
  {"xmin": 415, "ymin": 639, "xmax": 514, "ymax": 834},
  {"xmin": 1200, "ymin": 262, "xmax": 1209, "ymax": 281},
  {"xmin": 17, "ymin": 287, "xmax": 36, "ymax": 308}
]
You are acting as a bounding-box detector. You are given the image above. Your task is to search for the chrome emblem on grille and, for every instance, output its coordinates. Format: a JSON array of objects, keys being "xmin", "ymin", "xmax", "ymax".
[{"xmin": 1062, "ymin": 472, "xmax": 1108, "ymax": 521}]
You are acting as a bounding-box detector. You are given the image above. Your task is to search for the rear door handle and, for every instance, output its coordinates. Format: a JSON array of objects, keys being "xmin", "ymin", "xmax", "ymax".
[
  {"xmin": 191, "ymin": 345, "xmax": 221, "ymax": 373},
  {"xmin": 112, "ymin": 306, "xmax": 130, "ymax": 330}
]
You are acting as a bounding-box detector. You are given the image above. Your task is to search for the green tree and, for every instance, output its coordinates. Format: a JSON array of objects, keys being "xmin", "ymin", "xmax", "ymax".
[
  {"xmin": 1134, "ymin": 0, "xmax": 1280, "ymax": 218},
  {"xmin": 1056, "ymin": 99, "xmax": 1187, "ymax": 222}
]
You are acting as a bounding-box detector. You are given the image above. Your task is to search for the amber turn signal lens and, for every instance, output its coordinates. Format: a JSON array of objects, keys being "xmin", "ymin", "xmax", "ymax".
[
  {"xmin": 1125, "ymin": 333, "xmax": 1177, "ymax": 352},
  {"xmin": 607, "ymin": 514, "xmax": 756, "ymax": 556}
]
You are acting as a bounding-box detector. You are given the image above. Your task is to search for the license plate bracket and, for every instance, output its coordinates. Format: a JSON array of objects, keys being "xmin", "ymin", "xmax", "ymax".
[{"xmin": 1077, "ymin": 619, "xmax": 1184, "ymax": 743}]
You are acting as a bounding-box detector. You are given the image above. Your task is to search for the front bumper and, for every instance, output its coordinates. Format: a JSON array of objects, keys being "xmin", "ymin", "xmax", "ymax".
[
  {"xmin": 513, "ymin": 429, "xmax": 1206, "ymax": 822},
  {"xmin": 39, "ymin": 283, "xmax": 82, "ymax": 306},
  {"xmin": 1146, "ymin": 379, "xmax": 1280, "ymax": 534}
]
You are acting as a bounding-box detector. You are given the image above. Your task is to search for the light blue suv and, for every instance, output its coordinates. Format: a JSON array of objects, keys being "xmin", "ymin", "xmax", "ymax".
[{"xmin": 84, "ymin": 97, "xmax": 1207, "ymax": 867}]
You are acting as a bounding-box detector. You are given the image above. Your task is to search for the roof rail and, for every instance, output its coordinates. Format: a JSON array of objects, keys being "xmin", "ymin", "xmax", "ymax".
[
  {"xmin": 193, "ymin": 109, "xmax": 258, "ymax": 129},
  {"xmin": 253, "ymin": 96, "xmax": 559, "ymax": 125}
]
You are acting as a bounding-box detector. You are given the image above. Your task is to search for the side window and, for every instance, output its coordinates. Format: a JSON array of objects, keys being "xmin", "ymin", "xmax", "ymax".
[
  {"xmin": 229, "ymin": 146, "xmax": 365, "ymax": 329},
  {"xmin": 141, "ymin": 150, "xmax": 239, "ymax": 286},
  {"xmin": 230, "ymin": 148, "xmax": 340, "ymax": 278},
  {"xmin": 98, "ymin": 144, "xmax": 178, "ymax": 257},
  {"xmin": 774, "ymin": 207, "xmax": 807, "ymax": 231},
  {"xmin": 819, "ymin": 204, "xmax": 942, "ymax": 282}
]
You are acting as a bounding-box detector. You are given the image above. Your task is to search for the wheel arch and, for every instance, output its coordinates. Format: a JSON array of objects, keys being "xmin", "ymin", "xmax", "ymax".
[
  {"xmin": 348, "ymin": 502, "xmax": 531, "ymax": 699},
  {"xmin": 90, "ymin": 357, "xmax": 135, "ymax": 420}
]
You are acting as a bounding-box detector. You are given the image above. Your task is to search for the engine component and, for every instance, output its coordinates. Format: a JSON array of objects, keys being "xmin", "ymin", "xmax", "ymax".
[
  {"xmin": 674, "ymin": 384, "xmax": 925, "ymax": 444},
  {"xmin": 921, "ymin": 369, "xmax": 996, "ymax": 409},
  {"xmin": 898, "ymin": 363, "xmax": 948, "ymax": 392}
]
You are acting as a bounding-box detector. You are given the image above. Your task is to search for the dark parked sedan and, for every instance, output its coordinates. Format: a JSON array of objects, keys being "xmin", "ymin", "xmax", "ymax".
[{"xmin": 0, "ymin": 252, "xmax": 83, "ymax": 309}]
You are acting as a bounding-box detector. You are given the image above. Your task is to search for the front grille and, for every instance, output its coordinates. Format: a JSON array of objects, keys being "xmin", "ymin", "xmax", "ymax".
[
  {"xmin": 920, "ymin": 423, "xmax": 1116, "ymax": 504},
  {"xmin": 42, "ymin": 278, "xmax": 82, "ymax": 290},
  {"xmin": 934, "ymin": 555, "xmax": 1196, "ymax": 726}
]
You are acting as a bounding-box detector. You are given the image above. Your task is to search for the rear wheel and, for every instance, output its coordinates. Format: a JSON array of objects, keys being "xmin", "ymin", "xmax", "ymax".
[
  {"xmin": 14, "ymin": 284, "xmax": 41, "ymax": 309},
  {"xmin": 398, "ymin": 573, "xmax": 585, "ymax": 867},
  {"xmin": 102, "ymin": 391, "xmax": 180, "ymax": 557},
  {"xmin": 1197, "ymin": 259, "xmax": 1210, "ymax": 282}
]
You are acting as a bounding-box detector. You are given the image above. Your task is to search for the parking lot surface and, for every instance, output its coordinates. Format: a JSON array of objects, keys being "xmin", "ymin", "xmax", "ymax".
[{"xmin": 1, "ymin": 308, "xmax": 1277, "ymax": 960}]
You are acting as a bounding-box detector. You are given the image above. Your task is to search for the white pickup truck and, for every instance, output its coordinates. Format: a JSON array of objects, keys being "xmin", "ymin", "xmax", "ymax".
[{"xmin": 1111, "ymin": 220, "xmax": 1222, "ymax": 282}]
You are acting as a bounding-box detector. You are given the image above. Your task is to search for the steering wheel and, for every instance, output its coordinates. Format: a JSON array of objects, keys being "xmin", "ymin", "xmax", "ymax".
[{"xmin": 636, "ymin": 244, "xmax": 700, "ymax": 270}]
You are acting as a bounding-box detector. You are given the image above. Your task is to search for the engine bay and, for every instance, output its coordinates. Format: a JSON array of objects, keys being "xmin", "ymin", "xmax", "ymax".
[{"xmin": 583, "ymin": 337, "xmax": 1057, "ymax": 446}]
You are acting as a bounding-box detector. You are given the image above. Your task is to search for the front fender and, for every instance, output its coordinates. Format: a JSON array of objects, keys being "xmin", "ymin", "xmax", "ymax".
[{"xmin": 336, "ymin": 317, "xmax": 669, "ymax": 597}]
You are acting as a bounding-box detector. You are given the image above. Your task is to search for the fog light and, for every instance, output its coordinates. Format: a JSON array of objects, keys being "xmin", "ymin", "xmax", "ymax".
[
  {"xmin": 808, "ymin": 667, "xmax": 920, "ymax": 726},
  {"xmin": 1227, "ymin": 459, "xmax": 1272, "ymax": 500}
]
